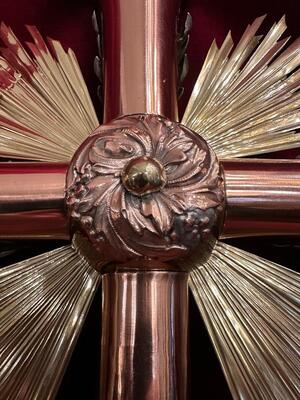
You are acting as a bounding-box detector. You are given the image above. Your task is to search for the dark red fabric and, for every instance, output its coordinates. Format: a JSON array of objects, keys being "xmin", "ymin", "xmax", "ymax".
[{"xmin": 0, "ymin": 1, "xmax": 298, "ymax": 399}]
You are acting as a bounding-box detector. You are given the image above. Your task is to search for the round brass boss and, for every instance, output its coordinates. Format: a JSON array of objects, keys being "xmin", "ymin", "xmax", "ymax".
[{"xmin": 121, "ymin": 156, "xmax": 167, "ymax": 196}]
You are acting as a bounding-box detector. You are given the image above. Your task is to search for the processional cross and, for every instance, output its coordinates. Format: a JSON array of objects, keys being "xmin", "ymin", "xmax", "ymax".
[{"xmin": 0, "ymin": 1, "xmax": 299, "ymax": 399}]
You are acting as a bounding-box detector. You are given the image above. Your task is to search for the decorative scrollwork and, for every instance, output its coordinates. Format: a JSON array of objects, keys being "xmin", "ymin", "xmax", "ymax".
[{"xmin": 66, "ymin": 114, "xmax": 224, "ymax": 265}]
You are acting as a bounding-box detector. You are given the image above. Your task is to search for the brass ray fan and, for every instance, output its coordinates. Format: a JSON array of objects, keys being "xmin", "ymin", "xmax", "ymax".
[{"xmin": 0, "ymin": 2, "xmax": 299, "ymax": 400}]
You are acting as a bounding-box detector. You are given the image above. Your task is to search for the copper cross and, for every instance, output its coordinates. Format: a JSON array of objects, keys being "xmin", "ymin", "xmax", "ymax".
[{"xmin": 0, "ymin": 1, "xmax": 299, "ymax": 399}]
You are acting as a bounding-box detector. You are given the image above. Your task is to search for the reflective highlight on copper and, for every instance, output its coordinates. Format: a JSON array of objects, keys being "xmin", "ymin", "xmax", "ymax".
[
  {"xmin": 0, "ymin": 163, "xmax": 68, "ymax": 239},
  {"xmin": 100, "ymin": 269, "xmax": 188, "ymax": 400},
  {"xmin": 221, "ymin": 159, "xmax": 300, "ymax": 237},
  {"xmin": 101, "ymin": 0, "xmax": 180, "ymax": 122}
]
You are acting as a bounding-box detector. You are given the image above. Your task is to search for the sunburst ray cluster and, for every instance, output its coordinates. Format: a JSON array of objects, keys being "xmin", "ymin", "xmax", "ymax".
[
  {"xmin": 0, "ymin": 243, "xmax": 100, "ymax": 400},
  {"xmin": 189, "ymin": 241, "xmax": 300, "ymax": 400},
  {"xmin": 0, "ymin": 23, "xmax": 98, "ymax": 162},
  {"xmin": 182, "ymin": 16, "xmax": 300, "ymax": 157}
]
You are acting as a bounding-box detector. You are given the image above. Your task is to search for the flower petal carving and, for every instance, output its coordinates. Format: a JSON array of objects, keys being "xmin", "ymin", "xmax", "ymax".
[{"xmin": 141, "ymin": 193, "xmax": 173, "ymax": 234}]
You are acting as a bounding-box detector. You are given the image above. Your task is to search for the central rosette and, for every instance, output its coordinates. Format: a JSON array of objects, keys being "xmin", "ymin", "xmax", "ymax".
[{"xmin": 66, "ymin": 114, "xmax": 224, "ymax": 266}]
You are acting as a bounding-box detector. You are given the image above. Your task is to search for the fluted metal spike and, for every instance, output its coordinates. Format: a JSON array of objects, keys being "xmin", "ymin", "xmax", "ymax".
[
  {"xmin": 0, "ymin": 24, "xmax": 98, "ymax": 162},
  {"xmin": 190, "ymin": 241, "xmax": 300, "ymax": 400},
  {"xmin": 182, "ymin": 16, "xmax": 300, "ymax": 157},
  {"xmin": 0, "ymin": 244, "xmax": 100, "ymax": 400}
]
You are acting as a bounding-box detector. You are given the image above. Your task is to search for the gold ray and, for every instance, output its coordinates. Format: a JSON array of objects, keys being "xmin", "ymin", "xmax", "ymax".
[
  {"xmin": 189, "ymin": 241, "xmax": 300, "ymax": 400},
  {"xmin": 0, "ymin": 24, "xmax": 99, "ymax": 162},
  {"xmin": 182, "ymin": 16, "xmax": 300, "ymax": 157},
  {"xmin": 0, "ymin": 242, "xmax": 100, "ymax": 400}
]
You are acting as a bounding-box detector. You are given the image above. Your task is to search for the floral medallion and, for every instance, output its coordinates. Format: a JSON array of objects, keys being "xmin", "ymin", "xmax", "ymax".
[{"xmin": 66, "ymin": 114, "xmax": 225, "ymax": 265}]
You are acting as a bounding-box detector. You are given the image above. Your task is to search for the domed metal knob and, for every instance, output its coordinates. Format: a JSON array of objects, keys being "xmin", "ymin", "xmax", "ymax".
[{"xmin": 122, "ymin": 156, "xmax": 166, "ymax": 196}]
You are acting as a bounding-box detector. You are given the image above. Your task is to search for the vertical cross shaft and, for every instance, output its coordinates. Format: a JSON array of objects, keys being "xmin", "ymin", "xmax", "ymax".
[
  {"xmin": 99, "ymin": 1, "xmax": 187, "ymax": 399},
  {"xmin": 100, "ymin": 269, "xmax": 188, "ymax": 400},
  {"xmin": 102, "ymin": 0, "xmax": 180, "ymax": 122}
]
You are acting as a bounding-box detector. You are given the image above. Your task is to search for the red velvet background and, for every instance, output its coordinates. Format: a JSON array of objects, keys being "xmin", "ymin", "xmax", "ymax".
[{"xmin": 0, "ymin": 1, "xmax": 298, "ymax": 399}]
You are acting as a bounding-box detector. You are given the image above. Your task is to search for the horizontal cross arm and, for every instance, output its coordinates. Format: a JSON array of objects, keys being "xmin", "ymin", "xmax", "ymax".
[
  {"xmin": 0, "ymin": 159, "xmax": 300, "ymax": 239},
  {"xmin": 221, "ymin": 159, "xmax": 300, "ymax": 238},
  {"xmin": 0, "ymin": 163, "xmax": 68, "ymax": 239}
]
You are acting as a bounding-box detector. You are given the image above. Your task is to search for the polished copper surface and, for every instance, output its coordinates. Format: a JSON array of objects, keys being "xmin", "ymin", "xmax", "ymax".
[
  {"xmin": 0, "ymin": 163, "xmax": 68, "ymax": 239},
  {"xmin": 1, "ymin": 158, "xmax": 300, "ymax": 241},
  {"xmin": 66, "ymin": 114, "xmax": 224, "ymax": 265},
  {"xmin": 100, "ymin": 269, "xmax": 188, "ymax": 400},
  {"xmin": 101, "ymin": 0, "xmax": 180, "ymax": 122},
  {"xmin": 221, "ymin": 159, "xmax": 300, "ymax": 237}
]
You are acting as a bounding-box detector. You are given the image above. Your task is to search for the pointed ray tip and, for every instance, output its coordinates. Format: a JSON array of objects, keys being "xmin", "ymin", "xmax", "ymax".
[
  {"xmin": 46, "ymin": 37, "xmax": 58, "ymax": 54},
  {"xmin": 25, "ymin": 24, "xmax": 39, "ymax": 35},
  {"xmin": 0, "ymin": 21, "xmax": 9, "ymax": 36},
  {"xmin": 47, "ymin": 37, "xmax": 59, "ymax": 46},
  {"xmin": 247, "ymin": 15, "xmax": 267, "ymax": 32},
  {"xmin": 185, "ymin": 12, "xmax": 192, "ymax": 30},
  {"xmin": 0, "ymin": 21, "xmax": 8, "ymax": 30},
  {"xmin": 259, "ymin": 14, "xmax": 267, "ymax": 20},
  {"xmin": 276, "ymin": 14, "xmax": 287, "ymax": 29},
  {"xmin": 210, "ymin": 38, "xmax": 218, "ymax": 51},
  {"xmin": 225, "ymin": 30, "xmax": 233, "ymax": 43},
  {"xmin": 255, "ymin": 14, "xmax": 267, "ymax": 25},
  {"xmin": 280, "ymin": 14, "xmax": 286, "ymax": 23}
]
